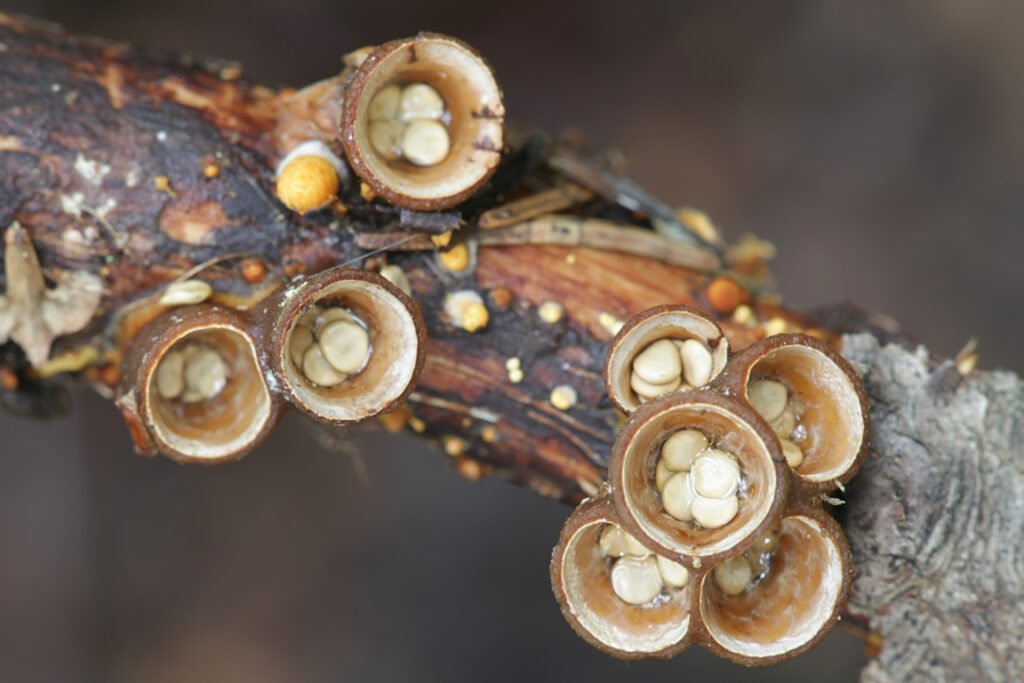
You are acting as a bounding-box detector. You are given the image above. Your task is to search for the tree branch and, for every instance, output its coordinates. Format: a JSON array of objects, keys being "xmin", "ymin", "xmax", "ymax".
[
  {"xmin": 841, "ymin": 334, "xmax": 1024, "ymax": 682},
  {"xmin": 1, "ymin": 13, "xmax": 1021, "ymax": 681}
]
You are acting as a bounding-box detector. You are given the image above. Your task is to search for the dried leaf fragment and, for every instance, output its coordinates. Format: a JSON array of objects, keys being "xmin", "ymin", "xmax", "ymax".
[{"xmin": 0, "ymin": 223, "xmax": 104, "ymax": 366}]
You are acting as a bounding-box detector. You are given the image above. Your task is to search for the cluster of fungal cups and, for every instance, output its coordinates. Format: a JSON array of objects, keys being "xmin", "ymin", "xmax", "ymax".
[
  {"xmin": 655, "ymin": 429, "xmax": 742, "ymax": 529},
  {"xmin": 367, "ymin": 82, "xmax": 451, "ymax": 167},
  {"xmin": 600, "ymin": 523, "xmax": 690, "ymax": 606},
  {"xmin": 116, "ymin": 268, "xmax": 425, "ymax": 464},
  {"xmin": 155, "ymin": 342, "xmax": 229, "ymax": 405},
  {"xmin": 129, "ymin": 32, "xmax": 504, "ymax": 458},
  {"xmin": 552, "ymin": 305, "xmax": 869, "ymax": 664},
  {"xmin": 287, "ymin": 305, "xmax": 371, "ymax": 388},
  {"xmin": 631, "ymin": 338, "xmax": 717, "ymax": 402}
]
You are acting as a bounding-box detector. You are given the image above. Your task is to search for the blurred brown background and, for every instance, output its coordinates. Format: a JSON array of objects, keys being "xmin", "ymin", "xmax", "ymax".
[{"xmin": 2, "ymin": 1, "xmax": 1021, "ymax": 681}]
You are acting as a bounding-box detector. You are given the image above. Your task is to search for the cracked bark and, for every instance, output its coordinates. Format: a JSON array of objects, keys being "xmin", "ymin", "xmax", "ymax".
[
  {"xmin": 841, "ymin": 335, "xmax": 1024, "ymax": 682},
  {"xmin": 0, "ymin": 13, "xmax": 1021, "ymax": 682}
]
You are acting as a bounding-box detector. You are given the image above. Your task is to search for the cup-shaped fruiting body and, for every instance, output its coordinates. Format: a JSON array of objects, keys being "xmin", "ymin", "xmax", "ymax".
[
  {"xmin": 716, "ymin": 333, "xmax": 869, "ymax": 490},
  {"xmin": 118, "ymin": 306, "xmax": 279, "ymax": 463},
  {"xmin": 699, "ymin": 511, "xmax": 852, "ymax": 665},
  {"xmin": 609, "ymin": 390, "xmax": 787, "ymax": 565},
  {"xmin": 267, "ymin": 268, "xmax": 426, "ymax": 424},
  {"xmin": 551, "ymin": 496, "xmax": 695, "ymax": 659},
  {"xmin": 340, "ymin": 33, "xmax": 505, "ymax": 210},
  {"xmin": 604, "ymin": 305, "xmax": 729, "ymax": 413}
]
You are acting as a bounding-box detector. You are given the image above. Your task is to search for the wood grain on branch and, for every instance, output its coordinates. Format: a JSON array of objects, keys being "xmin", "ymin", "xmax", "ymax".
[{"xmin": 1, "ymin": 13, "xmax": 1021, "ymax": 682}]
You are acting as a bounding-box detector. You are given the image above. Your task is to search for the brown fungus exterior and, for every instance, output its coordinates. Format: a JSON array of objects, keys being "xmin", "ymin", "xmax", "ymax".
[
  {"xmin": 551, "ymin": 496, "xmax": 696, "ymax": 659},
  {"xmin": 715, "ymin": 333, "xmax": 870, "ymax": 493},
  {"xmin": 551, "ymin": 305, "xmax": 869, "ymax": 664},
  {"xmin": 115, "ymin": 267, "xmax": 427, "ymax": 461},
  {"xmin": 263, "ymin": 268, "xmax": 427, "ymax": 424},
  {"xmin": 340, "ymin": 33, "xmax": 505, "ymax": 210},
  {"xmin": 116, "ymin": 305, "xmax": 281, "ymax": 464}
]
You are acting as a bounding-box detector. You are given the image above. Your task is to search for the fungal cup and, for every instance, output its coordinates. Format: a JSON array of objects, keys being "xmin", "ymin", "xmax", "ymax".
[
  {"xmin": 268, "ymin": 269, "xmax": 426, "ymax": 424},
  {"xmin": 123, "ymin": 306, "xmax": 277, "ymax": 463},
  {"xmin": 700, "ymin": 513, "xmax": 850, "ymax": 663},
  {"xmin": 552, "ymin": 498, "xmax": 694, "ymax": 658},
  {"xmin": 723, "ymin": 334, "xmax": 869, "ymax": 488},
  {"xmin": 610, "ymin": 391, "xmax": 786, "ymax": 564},
  {"xmin": 341, "ymin": 33, "xmax": 505, "ymax": 210},
  {"xmin": 604, "ymin": 305, "xmax": 729, "ymax": 413}
]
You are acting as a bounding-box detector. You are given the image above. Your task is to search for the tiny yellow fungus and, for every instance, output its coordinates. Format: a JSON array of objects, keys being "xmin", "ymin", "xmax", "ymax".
[
  {"xmin": 538, "ymin": 301, "xmax": 564, "ymax": 324},
  {"xmin": 276, "ymin": 155, "xmax": 340, "ymax": 214},
  {"xmin": 439, "ymin": 243, "xmax": 470, "ymax": 272},
  {"xmin": 550, "ymin": 385, "xmax": 577, "ymax": 411}
]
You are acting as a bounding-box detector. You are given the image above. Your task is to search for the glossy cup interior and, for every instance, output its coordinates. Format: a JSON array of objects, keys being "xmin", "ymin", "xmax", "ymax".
[
  {"xmin": 700, "ymin": 515, "xmax": 844, "ymax": 660},
  {"xmin": 743, "ymin": 343, "xmax": 865, "ymax": 483},
  {"xmin": 558, "ymin": 518, "xmax": 692, "ymax": 655}
]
